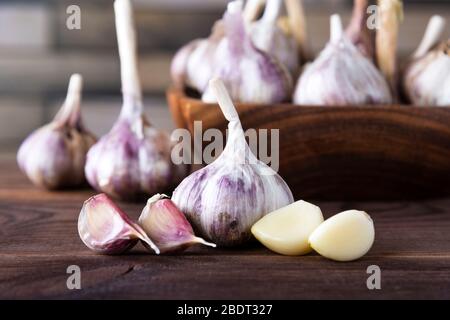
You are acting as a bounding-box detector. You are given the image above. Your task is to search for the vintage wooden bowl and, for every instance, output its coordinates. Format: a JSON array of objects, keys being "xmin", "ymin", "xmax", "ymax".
[{"xmin": 167, "ymin": 88, "xmax": 450, "ymax": 200}]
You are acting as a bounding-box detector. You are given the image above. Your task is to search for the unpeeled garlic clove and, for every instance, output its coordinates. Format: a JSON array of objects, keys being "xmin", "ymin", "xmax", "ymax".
[
  {"xmin": 403, "ymin": 16, "xmax": 449, "ymax": 106},
  {"xmin": 138, "ymin": 194, "xmax": 216, "ymax": 253},
  {"xmin": 202, "ymin": 0, "xmax": 292, "ymax": 103},
  {"xmin": 17, "ymin": 74, "xmax": 96, "ymax": 189},
  {"xmin": 309, "ymin": 210, "xmax": 375, "ymax": 262},
  {"xmin": 293, "ymin": 14, "xmax": 392, "ymax": 105},
  {"xmin": 249, "ymin": 0, "xmax": 299, "ymax": 76},
  {"xmin": 85, "ymin": 0, "xmax": 187, "ymax": 201},
  {"xmin": 78, "ymin": 193, "xmax": 160, "ymax": 255},
  {"xmin": 251, "ymin": 200, "xmax": 324, "ymax": 256}
]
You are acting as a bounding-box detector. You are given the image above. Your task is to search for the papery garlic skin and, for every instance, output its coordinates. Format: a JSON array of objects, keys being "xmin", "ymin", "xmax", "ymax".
[
  {"xmin": 202, "ymin": 0, "xmax": 292, "ymax": 104},
  {"xmin": 249, "ymin": 0, "xmax": 299, "ymax": 76},
  {"xmin": 173, "ymin": 78, "xmax": 294, "ymax": 247},
  {"xmin": 85, "ymin": 0, "xmax": 187, "ymax": 201},
  {"xmin": 294, "ymin": 15, "xmax": 392, "ymax": 106},
  {"xmin": 17, "ymin": 74, "xmax": 96, "ymax": 189},
  {"xmin": 138, "ymin": 194, "xmax": 216, "ymax": 253},
  {"xmin": 78, "ymin": 193, "xmax": 160, "ymax": 255},
  {"xmin": 171, "ymin": 39, "xmax": 201, "ymax": 89},
  {"xmin": 404, "ymin": 43, "xmax": 450, "ymax": 107}
]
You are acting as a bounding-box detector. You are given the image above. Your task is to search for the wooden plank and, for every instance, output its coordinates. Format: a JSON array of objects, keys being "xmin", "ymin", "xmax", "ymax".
[{"xmin": 0, "ymin": 156, "xmax": 449, "ymax": 299}]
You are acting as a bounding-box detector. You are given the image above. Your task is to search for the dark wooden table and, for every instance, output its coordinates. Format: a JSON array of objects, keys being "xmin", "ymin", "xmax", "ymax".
[{"xmin": 1, "ymin": 155, "xmax": 449, "ymax": 299}]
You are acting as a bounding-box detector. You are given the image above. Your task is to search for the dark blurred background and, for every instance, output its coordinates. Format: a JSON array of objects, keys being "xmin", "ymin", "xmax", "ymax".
[{"xmin": 0, "ymin": 0, "xmax": 449, "ymax": 152}]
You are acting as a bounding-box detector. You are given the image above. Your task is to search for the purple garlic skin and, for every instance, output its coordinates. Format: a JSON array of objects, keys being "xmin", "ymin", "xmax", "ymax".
[
  {"xmin": 138, "ymin": 194, "xmax": 216, "ymax": 253},
  {"xmin": 202, "ymin": 1, "xmax": 292, "ymax": 104},
  {"xmin": 85, "ymin": 106, "xmax": 186, "ymax": 201},
  {"xmin": 17, "ymin": 74, "xmax": 96, "ymax": 189},
  {"xmin": 345, "ymin": 0, "xmax": 375, "ymax": 60},
  {"xmin": 78, "ymin": 193, "xmax": 159, "ymax": 255},
  {"xmin": 294, "ymin": 15, "xmax": 392, "ymax": 106}
]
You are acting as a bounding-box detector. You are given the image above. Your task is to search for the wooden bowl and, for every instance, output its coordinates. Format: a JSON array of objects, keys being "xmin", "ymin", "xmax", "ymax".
[{"xmin": 167, "ymin": 88, "xmax": 450, "ymax": 200}]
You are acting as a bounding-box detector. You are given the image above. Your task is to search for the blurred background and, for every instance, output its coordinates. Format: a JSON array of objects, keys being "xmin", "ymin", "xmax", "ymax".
[{"xmin": 0, "ymin": 0, "xmax": 449, "ymax": 153}]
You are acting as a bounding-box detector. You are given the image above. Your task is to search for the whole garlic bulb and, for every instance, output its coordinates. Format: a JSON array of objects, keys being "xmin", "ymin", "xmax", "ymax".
[
  {"xmin": 293, "ymin": 14, "xmax": 392, "ymax": 106},
  {"xmin": 403, "ymin": 16, "xmax": 450, "ymax": 106},
  {"xmin": 172, "ymin": 78, "xmax": 294, "ymax": 247},
  {"xmin": 249, "ymin": 0, "xmax": 299, "ymax": 76},
  {"xmin": 202, "ymin": 0, "xmax": 292, "ymax": 104},
  {"xmin": 345, "ymin": 0, "xmax": 374, "ymax": 60},
  {"xmin": 85, "ymin": 0, "xmax": 187, "ymax": 201},
  {"xmin": 17, "ymin": 74, "xmax": 96, "ymax": 189}
]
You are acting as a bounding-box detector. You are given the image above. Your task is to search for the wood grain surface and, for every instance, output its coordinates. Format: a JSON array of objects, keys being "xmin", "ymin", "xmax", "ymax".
[
  {"xmin": 167, "ymin": 89, "xmax": 450, "ymax": 201},
  {"xmin": 0, "ymin": 155, "xmax": 449, "ymax": 299}
]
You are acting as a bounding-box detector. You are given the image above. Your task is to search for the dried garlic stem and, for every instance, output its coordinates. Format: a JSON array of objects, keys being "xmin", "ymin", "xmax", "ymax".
[
  {"xmin": 115, "ymin": 0, "xmax": 143, "ymax": 118},
  {"xmin": 243, "ymin": 0, "xmax": 266, "ymax": 23},
  {"xmin": 376, "ymin": 0, "xmax": 403, "ymax": 98},
  {"xmin": 261, "ymin": 0, "xmax": 283, "ymax": 23},
  {"xmin": 413, "ymin": 15, "xmax": 446, "ymax": 59},
  {"xmin": 54, "ymin": 74, "xmax": 83, "ymax": 127},
  {"xmin": 330, "ymin": 14, "xmax": 344, "ymax": 44},
  {"xmin": 285, "ymin": 0, "xmax": 310, "ymax": 61}
]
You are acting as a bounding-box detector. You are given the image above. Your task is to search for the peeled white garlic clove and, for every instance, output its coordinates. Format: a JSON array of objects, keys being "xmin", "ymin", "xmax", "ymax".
[
  {"xmin": 85, "ymin": 0, "xmax": 187, "ymax": 201},
  {"xmin": 172, "ymin": 78, "xmax": 294, "ymax": 247},
  {"xmin": 17, "ymin": 74, "xmax": 96, "ymax": 190},
  {"xmin": 249, "ymin": 0, "xmax": 299, "ymax": 76},
  {"xmin": 403, "ymin": 16, "xmax": 449, "ymax": 106},
  {"xmin": 138, "ymin": 194, "xmax": 216, "ymax": 254},
  {"xmin": 345, "ymin": 0, "xmax": 374, "ymax": 60},
  {"xmin": 202, "ymin": 0, "xmax": 293, "ymax": 104},
  {"xmin": 293, "ymin": 14, "xmax": 392, "ymax": 105},
  {"xmin": 78, "ymin": 193, "xmax": 160, "ymax": 255},
  {"xmin": 309, "ymin": 210, "xmax": 375, "ymax": 262},
  {"xmin": 251, "ymin": 200, "xmax": 324, "ymax": 256}
]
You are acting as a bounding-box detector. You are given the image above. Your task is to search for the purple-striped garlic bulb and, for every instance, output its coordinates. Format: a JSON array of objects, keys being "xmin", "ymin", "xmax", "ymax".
[
  {"xmin": 293, "ymin": 14, "xmax": 392, "ymax": 105},
  {"xmin": 173, "ymin": 78, "xmax": 294, "ymax": 247},
  {"xmin": 403, "ymin": 15, "xmax": 450, "ymax": 106},
  {"xmin": 85, "ymin": 0, "xmax": 187, "ymax": 201},
  {"xmin": 17, "ymin": 74, "xmax": 96, "ymax": 189},
  {"xmin": 202, "ymin": 0, "xmax": 292, "ymax": 104},
  {"xmin": 249, "ymin": 0, "xmax": 299, "ymax": 76},
  {"xmin": 138, "ymin": 194, "xmax": 216, "ymax": 254},
  {"xmin": 78, "ymin": 193, "xmax": 159, "ymax": 255}
]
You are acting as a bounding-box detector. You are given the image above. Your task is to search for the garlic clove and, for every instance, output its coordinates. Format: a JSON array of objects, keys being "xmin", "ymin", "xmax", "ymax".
[
  {"xmin": 309, "ymin": 210, "xmax": 375, "ymax": 262},
  {"xmin": 249, "ymin": 0, "xmax": 300, "ymax": 76},
  {"xmin": 202, "ymin": 0, "xmax": 292, "ymax": 104},
  {"xmin": 251, "ymin": 200, "xmax": 324, "ymax": 256},
  {"xmin": 173, "ymin": 78, "xmax": 294, "ymax": 247},
  {"xmin": 78, "ymin": 193, "xmax": 160, "ymax": 255},
  {"xmin": 85, "ymin": 0, "xmax": 187, "ymax": 201},
  {"xmin": 403, "ymin": 16, "xmax": 449, "ymax": 106},
  {"xmin": 17, "ymin": 74, "xmax": 96, "ymax": 189},
  {"xmin": 138, "ymin": 194, "xmax": 216, "ymax": 254},
  {"xmin": 293, "ymin": 14, "xmax": 392, "ymax": 106},
  {"xmin": 345, "ymin": 0, "xmax": 375, "ymax": 60}
]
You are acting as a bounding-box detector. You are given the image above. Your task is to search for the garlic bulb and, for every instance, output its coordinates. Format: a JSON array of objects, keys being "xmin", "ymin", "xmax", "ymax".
[
  {"xmin": 346, "ymin": 0, "xmax": 374, "ymax": 60},
  {"xmin": 170, "ymin": 0, "xmax": 264, "ymax": 91},
  {"xmin": 85, "ymin": 0, "xmax": 187, "ymax": 201},
  {"xmin": 17, "ymin": 74, "xmax": 96, "ymax": 189},
  {"xmin": 138, "ymin": 194, "xmax": 216, "ymax": 253},
  {"xmin": 403, "ymin": 16, "xmax": 449, "ymax": 106},
  {"xmin": 172, "ymin": 78, "xmax": 294, "ymax": 247},
  {"xmin": 202, "ymin": 0, "xmax": 292, "ymax": 103},
  {"xmin": 78, "ymin": 193, "xmax": 159, "ymax": 255},
  {"xmin": 249, "ymin": 0, "xmax": 299, "ymax": 75},
  {"xmin": 293, "ymin": 15, "xmax": 392, "ymax": 105}
]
